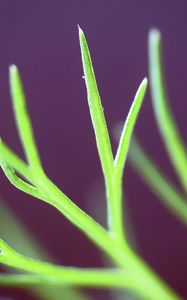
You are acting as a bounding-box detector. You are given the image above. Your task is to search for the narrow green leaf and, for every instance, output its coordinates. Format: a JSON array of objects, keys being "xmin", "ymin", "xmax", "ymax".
[
  {"xmin": 111, "ymin": 76, "xmax": 147, "ymax": 243},
  {"xmin": 148, "ymin": 29, "xmax": 187, "ymax": 193},
  {"xmin": 78, "ymin": 27, "xmax": 114, "ymax": 181},
  {"xmin": 9, "ymin": 65, "xmax": 43, "ymax": 172},
  {"xmin": 114, "ymin": 78, "xmax": 147, "ymax": 177},
  {"xmin": 129, "ymin": 137, "xmax": 187, "ymax": 225}
]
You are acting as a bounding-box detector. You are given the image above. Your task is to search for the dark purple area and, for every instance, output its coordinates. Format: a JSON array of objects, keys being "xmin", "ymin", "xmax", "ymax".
[{"xmin": 0, "ymin": 1, "xmax": 187, "ymax": 299}]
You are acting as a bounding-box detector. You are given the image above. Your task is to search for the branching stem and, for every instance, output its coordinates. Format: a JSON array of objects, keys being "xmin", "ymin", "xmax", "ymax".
[{"xmin": 0, "ymin": 28, "xmax": 181, "ymax": 300}]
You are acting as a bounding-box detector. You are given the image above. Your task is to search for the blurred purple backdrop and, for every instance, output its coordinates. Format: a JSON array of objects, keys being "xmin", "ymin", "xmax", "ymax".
[{"xmin": 0, "ymin": 0, "xmax": 187, "ymax": 299}]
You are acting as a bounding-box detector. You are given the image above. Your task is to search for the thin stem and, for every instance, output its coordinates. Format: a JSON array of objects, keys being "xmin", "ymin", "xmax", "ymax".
[
  {"xmin": 107, "ymin": 176, "xmax": 125, "ymax": 244},
  {"xmin": 114, "ymin": 78, "xmax": 147, "ymax": 176},
  {"xmin": 128, "ymin": 137, "xmax": 187, "ymax": 225},
  {"xmin": 111, "ymin": 244, "xmax": 180, "ymax": 300},
  {"xmin": 148, "ymin": 29, "xmax": 187, "ymax": 193},
  {"xmin": 9, "ymin": 65, "xmax": 43, "ymax": 173},
  {"xmin": 0, "ymin": 272, "xmax": 134, "ymax": 289},
  {"xmin": 31, "ymin": 173, "xmax": 116, "ymax": 254}
]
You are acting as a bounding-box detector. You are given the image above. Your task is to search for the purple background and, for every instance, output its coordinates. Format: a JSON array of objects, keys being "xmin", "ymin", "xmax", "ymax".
[{"xmin": 0, "ymin": 1, "xmax": 187, "ymax": 299}]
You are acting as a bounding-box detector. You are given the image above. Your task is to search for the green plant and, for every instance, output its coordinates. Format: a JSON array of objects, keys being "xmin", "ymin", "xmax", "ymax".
[
  {"xmin": 0, "ymin": 27, "xmax": 181, "ymax": 299},
  {"xmin": 129, "ymin": 29, "xmax": 187, "ymax": 227}
]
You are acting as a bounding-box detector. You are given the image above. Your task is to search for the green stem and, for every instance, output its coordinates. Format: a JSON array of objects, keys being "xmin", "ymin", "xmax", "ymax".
[
  {"xmin": 148, "ymin": 29, "xmax": 187, "ymax": 193},
  {"xmin": 129, "ymin": 138, "xmax": 187, "ymax": 225},
  {"xmin": 110, "ymin": 244, "xmax": 180, "ymax": 300},
  {"xmin": 0, "ymin": 273, "xmax": 134, "ymax": 289},
  {"xmin": 33, "ymin": 173, "xmax": 115, "ymax": 253},
  {"xmin": 108, "ymin": 175, "xmax": 125, "ymax": 245},
  {"xmin": 9, "ymin": 65, "xmax": 43, "ymax": 172},
  {"xmin": 107, "ymin": 175, "xmax": 180, "ymax": 299}
]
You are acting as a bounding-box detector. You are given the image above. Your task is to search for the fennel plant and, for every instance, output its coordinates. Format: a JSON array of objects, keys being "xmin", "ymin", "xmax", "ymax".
[{"xmin": 0, "ymin": 27, "xmax": 181, "ymax": 300}]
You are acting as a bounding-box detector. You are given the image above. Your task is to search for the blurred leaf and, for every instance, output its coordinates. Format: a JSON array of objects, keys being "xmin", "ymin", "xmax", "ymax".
[
  {"xmin": 0, "ymin": 199, "xmax": 90, "ymax": 300},
  {"xmin": 128, "ymin": 138, "xmax": 187, "ymax": 225},
  {"xmin": 149, "ymin": 29, "xmax": 187, "ymax": 193}
]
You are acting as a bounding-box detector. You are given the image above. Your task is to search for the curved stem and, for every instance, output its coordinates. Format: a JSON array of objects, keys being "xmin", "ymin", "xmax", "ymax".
[
  {"xmin": 9, "ymin": 65, "xmax": 43, "ymax": 172},
  {"xmin": 148, "ymin": 29, "xmax": 187, "ymax": 193},
  {"xmin": 0, "ymin": 273, "xmax": 134, "ymax": 289}
]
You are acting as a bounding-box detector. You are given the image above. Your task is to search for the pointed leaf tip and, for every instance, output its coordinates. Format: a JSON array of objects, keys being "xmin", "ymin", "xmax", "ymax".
[
  {"xmin": 142, "ymin": 77, "xmax": 148, "ymax": 88},
  {"xmin": 136, "ymin": 77, "xmax": 148, "ymax": 96},
  {"xmin": 149, "ymin": 29, "xmax": 161, "ymax": 44},
  {"xmin": 150, "ymin": 28, "xmax": 160, "ymax": 35},
  {"xmin": 9, "ymin": 64, "xmax": 18, "ymax": 76},
  {"xmin": 78, "ymin": 26, "xmax": 85, "ymax": 40},
  {"xmin": 114, "ymin": 77, "xmax": 148, "ymax": 175},
  {"xmin": 77, "ymin": 24, "xmax": 81, "ymax": 31},
  {"xmin": 78, "ymin": 25, "xmax": 83, "ymax": 33}
]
